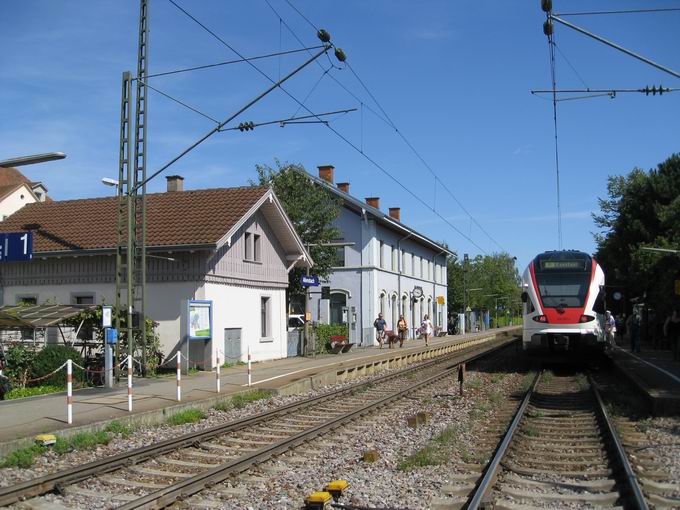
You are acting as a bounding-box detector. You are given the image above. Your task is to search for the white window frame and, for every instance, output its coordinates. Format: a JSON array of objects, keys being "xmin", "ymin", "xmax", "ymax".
[
  {"xmin": 379, "ymin": 240, "xmax": 385, "ymax": 269},
  {"xmin": 260, "ymin": 295, "xmax": 272, "ymax": 340}
]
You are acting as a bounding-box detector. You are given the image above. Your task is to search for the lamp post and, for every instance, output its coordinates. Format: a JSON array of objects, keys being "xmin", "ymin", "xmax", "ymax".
[{"xmin": 0, "ymin": 152, "xmax": 66, "ymax": 168}]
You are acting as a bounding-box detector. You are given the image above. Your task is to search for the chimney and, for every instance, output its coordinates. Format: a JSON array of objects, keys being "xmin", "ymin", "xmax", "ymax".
[
  {"xmin": 317, "ymin": 164, "xmax": 334, "ymax": 183},
  {"xmin": 365, "ymin": 197, "xmax": 380, "ymax": 209},
  {"xmin": 337, "ymin": 182, "xmax": 350, "ymax": 193},
  {"xmin": 389, "ymin": 207, "xmax": 401, "ymax": 222},
  {"xmin": 166, "ymin": 175, "xmax": 184, "ymax": 192}
]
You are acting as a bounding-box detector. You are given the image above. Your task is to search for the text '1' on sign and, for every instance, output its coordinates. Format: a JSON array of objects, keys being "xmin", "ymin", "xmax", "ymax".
[
  {"xmin": 300, "ymin": 275, "xmax": 320, "ymax": 287},
  {"xmin": 0, "ymin": 232, "xmax": 32, "ymax": 262}
]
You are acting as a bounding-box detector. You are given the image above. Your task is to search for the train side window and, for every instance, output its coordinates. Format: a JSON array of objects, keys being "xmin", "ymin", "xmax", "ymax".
[
  {"xmin": 592, "ymin": 289, "xmax": 605, "ymax": 314},
  {"xmin": 526, "ymin": 298, "xmax": 535, "ymax": 314}
]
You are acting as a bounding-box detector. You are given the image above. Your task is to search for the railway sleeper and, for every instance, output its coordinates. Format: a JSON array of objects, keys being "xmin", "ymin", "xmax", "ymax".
[
  {"xmin": 502, "ymin": 472, "xmax": 617, "ymax": 491},
  {"xmin": 496, "ymin": 485, "xmax": 620, "ymax": 505}
]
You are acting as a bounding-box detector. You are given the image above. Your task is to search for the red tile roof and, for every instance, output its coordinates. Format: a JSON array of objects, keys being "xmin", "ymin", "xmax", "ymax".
[
  {"xmin": 0, "ymin": 167, "xmax": 33, "ymax": 187},
  {"xmin": 0, "ymin": 186, "xmax": 269, "ymax": 253}
]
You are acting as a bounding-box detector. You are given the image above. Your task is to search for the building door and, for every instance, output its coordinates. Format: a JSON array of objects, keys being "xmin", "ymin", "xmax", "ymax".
[
  {"xmin": 224, "ymin": 328, "xmax": 241, "ymax": 362},
  {"xmin": 330, "ymin": 293, "xmax": 346, "ymax": 324}
]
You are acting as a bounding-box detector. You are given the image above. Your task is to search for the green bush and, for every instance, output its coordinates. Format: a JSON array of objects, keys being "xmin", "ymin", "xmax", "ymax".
[
  {"xmin": 31, "ymin": 345, "xmax": 85, "ymax": 387},
  {"xmin": 0, "ymin": 444, "xmax": 46, "ymax": 468},
  {"xmin": 5, "ymin": 385, "xmax": 63, "ymax": 400},
  {"xmin": 4, "ymin": 343, "xmax": 37, "ymax": 386},
  {"xmin": 166, "ymin": 409, "xmax": 206, "ymax": 426},
  {"xmin": 312, "ymin": 324, "xmax": 349, "ymax": 354}
]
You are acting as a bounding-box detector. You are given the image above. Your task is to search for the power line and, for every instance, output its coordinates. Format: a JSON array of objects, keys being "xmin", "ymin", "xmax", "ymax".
[
  {"xmin": 145, "ymin": 46, "xmax": 325, "ymax": 79},
  {"xmin": 547, "ymin": 35, "xmax": 564, "ymax": 250},
  {"xmin": 218, "ymin": 108, "xmax": 356, "ymax": 132},
  {"xmin": 275, "ymin": 1, "xmax": 505, "ymax": 253},
  {"xmin": 555, "ymin": 7, "xmax": 680, "ymax": 16},
  {"xmin": 167, "ymin": 0, "xmax": 487, "ymax": 253},
  {"xmin": 141, "ymin": 80, "xmax": 220, "ymax": 124}
]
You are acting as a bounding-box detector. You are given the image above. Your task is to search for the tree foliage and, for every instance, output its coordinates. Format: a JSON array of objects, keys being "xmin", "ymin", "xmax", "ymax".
[
  {"xmin": 593, "ymin": 153, "xmax": 680, "ymax": 313},
  {"xmin": 253, "ymin": 161, "xmax": 342, "ymax": 295},
  {"xmin": 447, "ymin": 251, "xmax": 521, "ymax": 315}
]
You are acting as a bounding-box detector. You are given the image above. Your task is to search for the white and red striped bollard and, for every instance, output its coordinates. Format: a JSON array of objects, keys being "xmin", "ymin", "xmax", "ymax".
[
  {"xmin": 127, "ymin": 355, "xmax": 133, "ymax": 412},
  {"xmin": 215, "ymin": 354, "xmax": 221, "ymax": 394},
  {"xmin": 66, "ymin": 359, "xmax": 73, "ymax": 424},
  {"xmin": 247, "ymin": 346, "xmax": 252, "ymax": 387},
  {"xmin": 176, "ymin": 351, "xmax": 181, "ymax": 401}
]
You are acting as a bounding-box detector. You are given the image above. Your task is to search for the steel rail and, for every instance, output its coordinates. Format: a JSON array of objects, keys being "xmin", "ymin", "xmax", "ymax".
[
  {"xmin": 117, "ymin": 344, "xmax": 503, "ymax": 510},
  {"xmin": 589, "ymin": 375, "xmax": 649, "ymax": 510},
  {"xmin": 467, "ymin": 370, "xmax": 542, "ymax": 510},
  {"xmin": 0, "ymin": 335, "xmax": 516, "ymax": 507}
]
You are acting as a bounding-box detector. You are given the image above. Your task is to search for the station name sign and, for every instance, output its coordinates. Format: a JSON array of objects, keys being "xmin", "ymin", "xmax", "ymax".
[
  {"xmin": 0, "ymin": 232, "xmax": 33, "ymax": 261},
  {"xmin": 300, "ymin": 275, "xmax": 320, "ymax": 287}
]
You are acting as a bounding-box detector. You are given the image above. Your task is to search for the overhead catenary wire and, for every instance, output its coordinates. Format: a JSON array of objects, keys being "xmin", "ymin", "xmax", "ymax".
[
  {"xmin": 547, "ymin": 33, "xmax": 563, "ymax": 250},
  {"xmin": 279, "ymin": 1, "xmax": 505, "ymax": 253},
  {"xmin": 141, "ymin": 79, "xmax": 221, "ymax": 124},
  {"xmin": 166, "ymin": 0, "xmax": 488, "ymax": 253},
  {"xmin": 144, "ymin": 46, "xmax": 325, "ymax": 79},
  {"xmin": 555, "ymin": 7, "xmax": 680, "ymax": 16}
]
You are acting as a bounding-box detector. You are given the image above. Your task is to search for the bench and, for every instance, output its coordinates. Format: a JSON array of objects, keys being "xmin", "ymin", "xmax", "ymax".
[
  {"xmin": 329, "ymin": 335, "xmax": 354, "ymax": 354},
  {"xmin": 434, "ymin": 326, "xmax": 447, "ymax": 337}
]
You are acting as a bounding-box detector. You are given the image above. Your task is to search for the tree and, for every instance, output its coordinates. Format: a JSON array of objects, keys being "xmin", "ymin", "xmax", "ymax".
[
  {"xmin": 447, "ymin": 251, "xmax": 520, "ymax": 317},
  {"xmin": 593, "ymin": 153, "xmax": 680, "ymax": 314},
  {"xmin": 253, "ymin": 161, "xmax": 342, "ymax": 297}
]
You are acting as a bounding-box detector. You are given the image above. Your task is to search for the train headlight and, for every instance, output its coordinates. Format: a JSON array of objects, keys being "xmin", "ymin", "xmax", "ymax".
[
  {"xmin": 579, "ymin": 314, "xmax": 595, "ymax": 323},
  {"xmin": 532, "ymin": 315, "xmax": 548, "ymax": 323}
]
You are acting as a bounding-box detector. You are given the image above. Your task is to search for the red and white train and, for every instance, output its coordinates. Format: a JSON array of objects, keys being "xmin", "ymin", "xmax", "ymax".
[{"xmin": 521, "ymin": 250, "xmax": 607, "ymax": 352}]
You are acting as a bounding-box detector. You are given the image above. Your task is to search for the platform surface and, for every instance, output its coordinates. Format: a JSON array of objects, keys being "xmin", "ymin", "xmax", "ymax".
[
  {"xmin": 607, "ymin": 344, "xmax": 680, "ymax": 415},
  {"xmin": 0, "ymin": 327, "xmax": 518, "ymax": 446}
]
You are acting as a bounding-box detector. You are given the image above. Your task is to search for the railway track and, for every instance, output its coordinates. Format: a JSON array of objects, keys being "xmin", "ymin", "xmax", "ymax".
[
  {"xmin": 461, "ymin": 370, "xmax": 648, "ymax": 510},
  {"xmin": 1, "ymin": 335, "xmax": 514, "ymax": 509}
]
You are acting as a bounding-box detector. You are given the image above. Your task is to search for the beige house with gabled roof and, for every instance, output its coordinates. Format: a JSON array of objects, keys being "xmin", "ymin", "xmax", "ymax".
[{"xmin": 0, "ymin": 178, "xmax": 312, "ymax": 366}]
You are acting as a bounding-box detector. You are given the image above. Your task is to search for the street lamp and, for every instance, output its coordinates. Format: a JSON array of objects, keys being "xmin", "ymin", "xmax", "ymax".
[
  {"xmin": 0, "ymin": 152, "xmax": 66, "ymax": 167},
  {"xmin": 101, "ymin": 177, "xmax": 119, "ymax": 187}
]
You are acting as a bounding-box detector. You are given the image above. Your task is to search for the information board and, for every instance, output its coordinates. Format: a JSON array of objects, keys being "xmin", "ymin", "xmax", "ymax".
[
  {"xmin": 0, "ymin": 232, "xmax": 32, "ymax": 261},
  {"xmin": 188, "ymin": 300, "xmax": 212, "ymax": 339}
]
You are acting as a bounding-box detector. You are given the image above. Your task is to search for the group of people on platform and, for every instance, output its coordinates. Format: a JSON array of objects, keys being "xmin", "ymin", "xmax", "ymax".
[
  {"xmin": 373, "ymin": 313, "xmax": 434, "ymax": 349},
  {"xmin": 604, "ymin": 307, "xmax": 680, "ymax": 361}
]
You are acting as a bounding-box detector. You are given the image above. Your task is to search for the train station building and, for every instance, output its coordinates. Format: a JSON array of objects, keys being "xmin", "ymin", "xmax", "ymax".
[
  {"xmin": 305, "ymin": 165, "xmax": 452, "ymax": 345},
  {"xmin": 0, "ymin": 179, "xmax": 312, "ymax": 366}
]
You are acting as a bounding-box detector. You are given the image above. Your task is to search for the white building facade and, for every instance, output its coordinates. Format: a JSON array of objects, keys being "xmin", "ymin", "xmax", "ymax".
[{"xmin": 307, "ymin": 166, "xmax": 451, "ymax": 346}]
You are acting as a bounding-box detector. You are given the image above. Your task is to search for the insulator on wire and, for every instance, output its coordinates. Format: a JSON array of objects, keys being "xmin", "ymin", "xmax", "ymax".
[
  {"xmin": 238, "ymin": 121, "xmax": 255, "ymax": 132},
  {"xmin": 317, "ymin": 29, "xmax": 331, "ymax": 43},
  {"xmin": 334, "ymin": 47, "xmax": 347, "ymax": 63},
  {"xmin": 541, "ymin": 0, "xmax": 552, "ymax": 12},
  {"xmin": 543, "ymin": 20, "xmax": 553, "ymax": 36}
]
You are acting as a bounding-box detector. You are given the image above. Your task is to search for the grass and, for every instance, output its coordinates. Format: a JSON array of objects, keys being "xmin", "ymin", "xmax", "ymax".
[
  {"xmin": 0, "ymin": 444, "xmax": 46, "ymax": 468},
  {"xmin": 433, "ymin": 426, "xmax": 460, "ymax": 446},
  {"xmin": 5, "ymin": 385, "xmax": 63, "ymax": 400},
  {"xmin": 575, "ymin": 373, "xmax": 589, "ymax": 391},
  {"xmin": 489, "ymin": 391, "xmax": 503, "ymax": 406},
  {"xmin": 221, "ymin": 360, "xmax": 246, "ymax": 368},
  {"xmin": 520, "ymin": 371, "xmax": 537, "ymax": 393},
  {"xmin": 231, "ymin": 389, "xmax": 272, "ymax": 409},
  {"xmin": 103, "ymin": 420, "xmax": 132, "ymax": 438},
  {"xmin": 490, "ymin": 374, "xmax": 505, "ymax": 384},
  {"xmin": 397, "ymin": 445, "xmax": 441, "ymax": 470},
  {"xmin": 524, "ymin": 424, "xmax": 539, "ymax": 437},
  {"xmin": 165, "ymin": 408, "xmax": 206, "ymax": 426},
  {"xmin": 53, "ymin": 431, "xmax": 111, "ymax": 454},
  {"xmin": 466, "ymin": 378, "xmax": 483, "ymax": 390},
  {"xmin": 542, "ymin": 370, "xmax": 554, "ymax": 383}
]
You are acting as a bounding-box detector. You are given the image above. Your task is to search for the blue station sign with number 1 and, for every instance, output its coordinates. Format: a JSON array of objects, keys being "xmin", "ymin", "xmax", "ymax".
[{"xmin": 0, "ymin": 232, "xmax": 33, "ymax": 261}]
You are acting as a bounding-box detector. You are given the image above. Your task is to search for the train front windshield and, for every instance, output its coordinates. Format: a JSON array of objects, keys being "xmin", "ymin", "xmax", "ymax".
[{"xmin": 534, "ymin": 256, "xmax": 592, "ymax": 308}]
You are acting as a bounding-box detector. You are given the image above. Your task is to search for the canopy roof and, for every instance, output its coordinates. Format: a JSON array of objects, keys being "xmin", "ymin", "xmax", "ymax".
[{"xmin": 0, "ymin": 304, "xmax": 95, "ymax": 328}]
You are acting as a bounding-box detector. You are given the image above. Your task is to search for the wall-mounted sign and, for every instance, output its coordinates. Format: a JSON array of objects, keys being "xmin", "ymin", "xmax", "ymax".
[
  {"xmin": 612, "ymin": 291, "xmax": 622, "ymax": 301},
  {"xmin": 0, "ymin": 232, "xmax": 32, "ymax": 261},
  {"xmin": 301, "ymin": 275, "xmax": 320, "ymax": 287},
  {"xmin": 101, "ymin": 305, "xmax": 113, "ymax": 328},
  {"xmin": 436, "ymin": 295, "xmax": 445, "ymax": 305},
  {"xmin": 188, "ymin": 300, "xmax": 212, "ymax": 339},
  {"xmin": 412, "ymin": 286, "xmax": 423, "ymax": 299}
]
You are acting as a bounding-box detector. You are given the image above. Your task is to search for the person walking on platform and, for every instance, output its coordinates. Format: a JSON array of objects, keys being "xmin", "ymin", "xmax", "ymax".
[
  {"xmin": 604, "ymin": 311, "xmax": 616, "ymax": 346},
  {"xmin": 397, "ymin": 314, "xmax": 408, "ymax": 348},
  {"xmin": 421, "ymin": 314, "xmax": 433, "ymax": 347},
  {"xmin": 374, "ymin": 313, "xmax": 387, "ymax": 349},
  {"xmin": 663, "ymin": 308, "xmax": 680, "ymax": 361}
]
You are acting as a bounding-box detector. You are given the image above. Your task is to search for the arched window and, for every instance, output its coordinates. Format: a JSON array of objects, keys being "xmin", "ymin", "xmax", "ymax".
[
  {"xmin": 379, "ymin": 290, "xmax": 386, "ymax": 317},
  {"xmin": 391, "ymin": 293, "xmax": 398, "ymax": 330}
]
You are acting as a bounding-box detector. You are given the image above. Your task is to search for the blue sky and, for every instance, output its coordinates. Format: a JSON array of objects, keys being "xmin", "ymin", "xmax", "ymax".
[{"xmin": 1, "ymin": 1, "xmax": 679, "ymax": 270}]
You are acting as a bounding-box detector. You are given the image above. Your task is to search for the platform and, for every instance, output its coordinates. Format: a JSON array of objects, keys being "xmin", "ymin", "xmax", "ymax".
[
  {"xmin": 607, "ymin": 345, "xmax": 680, "ymax": 415},
  {"xmin": 0, "ymin": 327, "xmax": 519, "ymax": 455}
]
